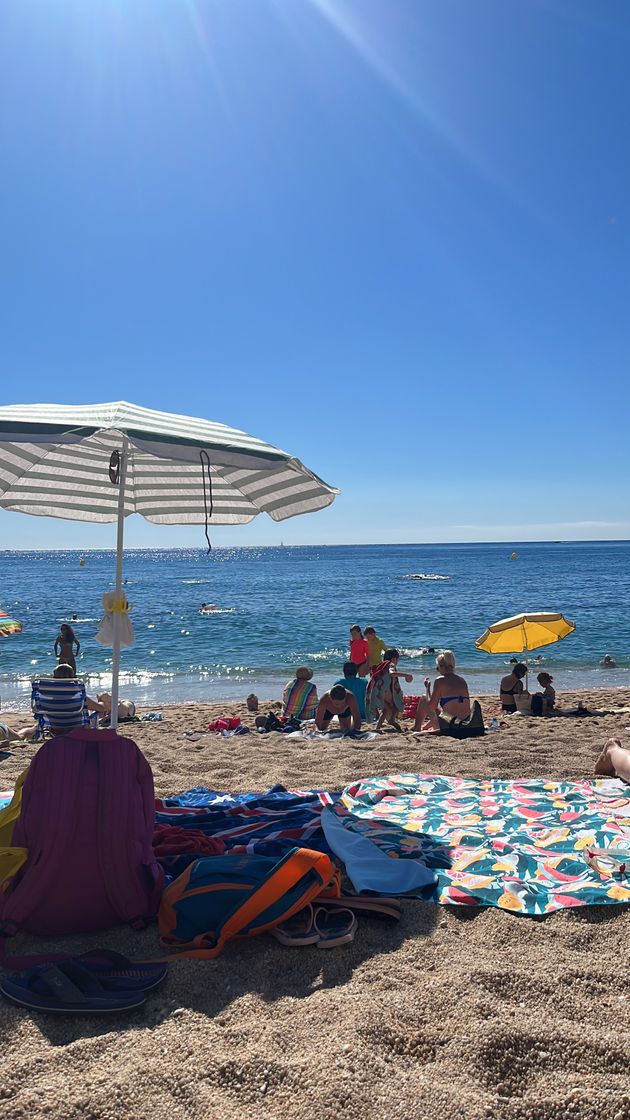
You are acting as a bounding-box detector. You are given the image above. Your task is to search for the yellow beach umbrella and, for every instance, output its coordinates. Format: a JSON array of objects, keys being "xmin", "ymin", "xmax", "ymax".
[{"xmin": 475, "ymin": 612, "xmax": 576, "ymax": 684}]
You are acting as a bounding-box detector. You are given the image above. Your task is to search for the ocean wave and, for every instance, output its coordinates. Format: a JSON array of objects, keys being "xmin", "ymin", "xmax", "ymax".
[
  {"xmin": 198, "ymin": 608, "xmax": 236, "ymax": 616},
  {"xmin": 55, "ymin": 617, "xmax": 100, "ymax": 623},
  {"xmin": 400, "ymin": 573, "xmax": 450, "ymax": 581},
  {"xmin": 181, "ymin": 579, "xmax": 212, "ymax": 585},
  {"xmin": 305, "ymin": 647, "xmax": 346, "ymax": 662}
]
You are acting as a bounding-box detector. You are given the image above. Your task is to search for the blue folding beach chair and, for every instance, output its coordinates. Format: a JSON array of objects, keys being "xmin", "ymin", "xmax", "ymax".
[{"xmin": 31, "ymin": 678, "xmax": 99, "ymax": 740}]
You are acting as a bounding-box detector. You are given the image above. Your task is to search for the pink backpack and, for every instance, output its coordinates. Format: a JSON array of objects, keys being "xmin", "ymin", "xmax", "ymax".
[{"xmin": 0, "ymin": 728, "xmax": 163, "ymax": 945}]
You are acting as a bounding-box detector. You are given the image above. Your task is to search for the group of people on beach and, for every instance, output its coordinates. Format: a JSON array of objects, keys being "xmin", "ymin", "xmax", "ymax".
[
  {"xmin": 281, "ymin": 623, "xmax": 598, "ymax": 737},
  {"xmin": 282, "ymin": 625, "xmax": 476, "ymax": 735}
]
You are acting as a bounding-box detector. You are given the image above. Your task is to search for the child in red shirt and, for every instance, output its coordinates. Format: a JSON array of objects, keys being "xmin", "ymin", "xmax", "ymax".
[{"xmin": 349, "ymin": 625, "xmax": 370, "ymax": 678}]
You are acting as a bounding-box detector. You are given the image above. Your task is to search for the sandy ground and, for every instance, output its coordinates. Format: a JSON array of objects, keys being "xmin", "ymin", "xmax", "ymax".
[{"xmin": 1, "ymin": 689, "xmax": 630, "ymax": 1120}]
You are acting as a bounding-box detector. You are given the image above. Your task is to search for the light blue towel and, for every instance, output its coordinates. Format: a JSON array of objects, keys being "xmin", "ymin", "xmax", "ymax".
[{"xmin": 321, "ymin": 806, "xmax": 437, "ymax": 896}]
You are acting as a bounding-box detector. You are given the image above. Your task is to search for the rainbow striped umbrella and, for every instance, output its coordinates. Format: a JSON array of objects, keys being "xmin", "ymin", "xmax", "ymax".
[{"xmin": 0, "ymin": 610, "xmax": 23, "ymax": 637}]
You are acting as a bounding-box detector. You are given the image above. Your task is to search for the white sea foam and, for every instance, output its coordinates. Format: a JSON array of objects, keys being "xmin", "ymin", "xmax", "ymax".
[
  {"xmin": 56, "ymin": 617, "xmax": 100, "ymax": 622},
  {"xmin": 400, "ymin": 573, "xmax": 450, "ymax": 581}
]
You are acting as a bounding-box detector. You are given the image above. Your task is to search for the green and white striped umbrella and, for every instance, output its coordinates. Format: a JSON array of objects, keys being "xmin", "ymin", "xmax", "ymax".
[
  {"xmin": 0, "ymin": 400, "xmax": 338, "ymax": 523},
  {"xmin": 0, "ymin": 401, "xmax": 338, "ymax": 726}
]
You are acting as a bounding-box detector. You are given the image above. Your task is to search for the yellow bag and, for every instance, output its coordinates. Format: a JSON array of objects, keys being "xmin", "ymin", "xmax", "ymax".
[{"xmin": 0, "ymin": 769, "xmax": 29, "ymax": 891}]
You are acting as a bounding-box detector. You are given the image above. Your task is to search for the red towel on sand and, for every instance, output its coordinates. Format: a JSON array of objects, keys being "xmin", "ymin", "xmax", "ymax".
[{"xmin": 153, "ymin": 824, "xmax": 225, "ymax": 858}]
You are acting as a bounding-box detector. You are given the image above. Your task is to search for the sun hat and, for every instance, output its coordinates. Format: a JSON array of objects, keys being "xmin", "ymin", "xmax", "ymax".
[{"xmin": 295, "ymin": 667, "xmax": 313, "ymax": 681}]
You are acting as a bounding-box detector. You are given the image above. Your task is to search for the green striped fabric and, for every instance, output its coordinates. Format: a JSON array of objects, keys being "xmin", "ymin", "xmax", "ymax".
[{"xmin": 0, "ymin": 401, "xmax": 338, "ymax": 524}]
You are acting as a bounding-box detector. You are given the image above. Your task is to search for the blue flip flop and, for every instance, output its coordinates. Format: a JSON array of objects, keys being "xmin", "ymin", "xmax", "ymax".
[
  {"xmin": 0, "ymin": 962, "xmax": 146, "ymax": 1015},
  {"xmin": 73, "ymin": 950, "xmax": 168, "ymax": 992}
]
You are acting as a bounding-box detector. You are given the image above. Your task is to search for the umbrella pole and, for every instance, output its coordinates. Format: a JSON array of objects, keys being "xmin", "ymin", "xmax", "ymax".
[{"xmin": 110, "ymin": 437, "xmax": 128, "ymax": 731}]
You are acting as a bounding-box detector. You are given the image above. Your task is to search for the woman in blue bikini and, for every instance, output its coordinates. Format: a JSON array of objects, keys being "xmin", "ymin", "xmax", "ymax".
[{"xmin": 413, "ymin": 650, "xmax": 470, "ymax": 732}]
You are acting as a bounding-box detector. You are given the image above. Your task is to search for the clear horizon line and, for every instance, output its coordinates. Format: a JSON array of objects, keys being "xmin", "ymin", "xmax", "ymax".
[{"xmin": 1, "ymin": 537, "xmax": 629, "ymax": 553}]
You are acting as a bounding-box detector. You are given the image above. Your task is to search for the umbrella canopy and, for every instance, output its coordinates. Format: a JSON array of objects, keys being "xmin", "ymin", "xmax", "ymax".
[
  {"xmin": 0, "ymin": 610, "xmax": 23, "ymax": 637},
  {"xmin": 476, "ymin": 612, "xmax": 576, "ymax": 655},
  {"xmin": 0, "ymin": 401, "xmax": 339, "ymax": 725},
  {"xmin": 0, "ymin": 401, "xmax": 337, "ymax": 524}
]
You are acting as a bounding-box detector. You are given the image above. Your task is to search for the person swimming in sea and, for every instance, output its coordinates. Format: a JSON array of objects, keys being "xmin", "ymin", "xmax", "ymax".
[{"xmin": 54, "ymin": 623, "xmax": 80, "ymax": 674}]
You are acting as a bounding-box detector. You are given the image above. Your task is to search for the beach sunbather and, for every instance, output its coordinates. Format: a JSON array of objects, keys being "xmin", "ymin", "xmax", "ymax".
[
  {"xmin": 365, "ymin": 649, "xmax": 413, "ymax": 731},
  {"xmin": 595, "ymin": 737, "xmax": 630, "ymax": 785},
  {"xmin": 414, "ymin": 650, "xmax": 471, "ymax": 733},
  {"xmin": 334, "ymin": 662, "xmax": 367, "ymax": 720},
  {"xmin": 282, "ymin": 667, "xmax": 318, "ymax": 721},
  {"xmin": 316, "ymin": 685, "xmax": 362, "ymax": 732},
  {"xmin": 499, "ymin": 663, "xmax": 527, "ymax": 712},
  {"xmin": 54, "ymin": 663, "xmax": 107, "ymax": 715},
  {"xmin": 535, "ymin": 671, "xmax": 556, "ymax": 714},
  {"xmin": 0, "ymin": 719, "xmax": 37, "ymax": 744}
]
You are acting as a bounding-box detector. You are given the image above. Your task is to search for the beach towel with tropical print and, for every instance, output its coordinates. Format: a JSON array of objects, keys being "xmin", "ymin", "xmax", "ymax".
[{"xmin": 332, "ymin": 773, "xmax": 630, "ymax": 914}]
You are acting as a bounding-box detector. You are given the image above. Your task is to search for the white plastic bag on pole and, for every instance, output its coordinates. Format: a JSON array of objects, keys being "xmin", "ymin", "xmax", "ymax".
[{"xmin": 95, "ymin": 591, "xmax": 135, "ymax": 648}]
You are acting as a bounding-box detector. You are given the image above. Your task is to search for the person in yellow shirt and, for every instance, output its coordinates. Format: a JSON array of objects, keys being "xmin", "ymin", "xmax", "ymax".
[{"xmin": 365, "ymin": 627, "xmax": 388, "ymax": 673}]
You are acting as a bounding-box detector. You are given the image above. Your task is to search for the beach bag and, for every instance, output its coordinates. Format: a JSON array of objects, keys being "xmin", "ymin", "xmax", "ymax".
[
  {"xmin": 0, "ymin": 728, "xmax": 163, "ymax": 945},
  {"xmin": 441, "ymin": 700, "xmax": 485, "ymax": 739},
  {"xmin": 159, "ymin": 847, "xmax": 340, "ymax": 959},
  {"xmin": 515, "ymin": 690, "xmax": 532, "ymax": 715}
]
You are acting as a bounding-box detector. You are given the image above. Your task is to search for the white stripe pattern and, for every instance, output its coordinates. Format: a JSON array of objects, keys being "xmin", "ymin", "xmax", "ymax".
[{"xmin": 0, "ymin": 402, "xmax": 338, "ymax": 524}]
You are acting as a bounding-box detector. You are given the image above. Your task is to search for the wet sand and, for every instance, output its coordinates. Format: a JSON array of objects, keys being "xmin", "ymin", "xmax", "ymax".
[{"xmin": 1, "ymin": 689, "xmax": 630, "ymax": 1119}]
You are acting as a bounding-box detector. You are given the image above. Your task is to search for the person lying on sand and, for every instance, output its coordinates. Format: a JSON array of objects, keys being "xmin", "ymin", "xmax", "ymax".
[
  {"xmin": 595, "ymin": 737, "xmax": 630, "ymax": 785},
  {"xmin": 315, "ymin": 685, "xmax": 362, "ymax": 732},
  {"xmin": 0, "ymin": 719, "xmax": 37, "ymax": 744},
  {"xmin": 414, "ymin": 650, "xmax": 471, "ymax": 733}
]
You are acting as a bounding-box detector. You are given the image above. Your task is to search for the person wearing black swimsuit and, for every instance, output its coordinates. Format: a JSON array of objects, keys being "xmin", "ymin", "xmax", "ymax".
[
  {"xmin": 316, "ymin": 685, "xmax": 362, "ymax": 732},
  {"xmin": 499, "ymin": 663, "xmax": 527, "ymax": 712}
]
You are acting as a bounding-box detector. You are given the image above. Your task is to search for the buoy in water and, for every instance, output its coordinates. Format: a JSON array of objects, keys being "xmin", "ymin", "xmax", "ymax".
[{"xmin": 510, "ymin": 552, "xmax": 518, "ymax": 560}]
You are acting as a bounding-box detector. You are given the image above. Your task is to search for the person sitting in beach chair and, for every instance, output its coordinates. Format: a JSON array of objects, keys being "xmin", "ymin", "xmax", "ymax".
[
  {"xmin": 414, "ymin": 650, "xmax": 471, "ymax": 733},
  {"xmin": 315, "ymin": 685, "xmax": 362, "ymax": 732},
  {"xmin": 31, "ymin": 665, "xmax": 105, "ymax": 739},
  {"xmin": 282, "ymin": 667, "xmax": 318, "ymax": 722}
]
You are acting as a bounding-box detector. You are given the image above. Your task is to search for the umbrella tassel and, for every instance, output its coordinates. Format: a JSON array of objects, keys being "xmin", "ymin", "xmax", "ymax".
[{"xmin": 199, "ymin": 450, "xmax": 213, "ymax": 553}]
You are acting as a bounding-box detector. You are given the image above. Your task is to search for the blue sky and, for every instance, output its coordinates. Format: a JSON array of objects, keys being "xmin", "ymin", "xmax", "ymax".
[{"xmin": 1, "ymin": 0, "xmax": 628, "ymax": 548}]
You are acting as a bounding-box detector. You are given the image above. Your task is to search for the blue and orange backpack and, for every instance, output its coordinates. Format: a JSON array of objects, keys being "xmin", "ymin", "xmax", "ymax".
[{"xmin": 159, "ymin": 847, "xmax": 340, "ymax": 959}]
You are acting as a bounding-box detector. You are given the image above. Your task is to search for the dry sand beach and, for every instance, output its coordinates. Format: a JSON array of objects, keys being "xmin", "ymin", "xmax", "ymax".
[{"xmin": 1, "ymin": 689, "xmax": 630, "ymax": 1120}]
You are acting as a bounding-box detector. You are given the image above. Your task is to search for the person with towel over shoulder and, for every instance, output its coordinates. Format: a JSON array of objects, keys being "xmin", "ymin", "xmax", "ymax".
[{"xmin": 282, "ymin": 667, "xmax": 318, "ymax": 722}]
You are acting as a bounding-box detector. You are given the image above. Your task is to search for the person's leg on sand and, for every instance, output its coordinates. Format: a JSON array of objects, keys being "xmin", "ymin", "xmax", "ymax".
[
  {"xmin": 595, "ymin": 737, "xmax": 630, "ymax": 784},
  {"xmin": 413, "ymin": 697, "xmax": 439, "ymax": 733}
]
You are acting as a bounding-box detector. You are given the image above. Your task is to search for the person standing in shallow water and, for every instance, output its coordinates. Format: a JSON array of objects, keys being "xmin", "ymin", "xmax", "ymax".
[
  {"xmin": 54, "ymin": 623, "xmax": 80, "ymax": 674},
  {"xmin": 349, "ymin": 625, "xmax": 370, "ymax": 678}
]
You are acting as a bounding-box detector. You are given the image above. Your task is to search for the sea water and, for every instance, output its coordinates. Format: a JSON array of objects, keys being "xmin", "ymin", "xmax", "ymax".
[{"xmin": 0, "ymin": 541, "xmax": 628, "ymax": 710}]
